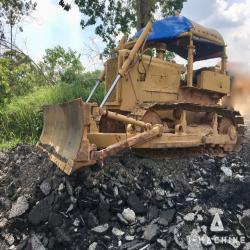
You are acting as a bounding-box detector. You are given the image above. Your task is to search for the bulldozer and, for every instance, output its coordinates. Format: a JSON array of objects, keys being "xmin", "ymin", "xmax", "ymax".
[{"xmin": 37, "ymin": 16, "xmax": 245, "ymax": 175}]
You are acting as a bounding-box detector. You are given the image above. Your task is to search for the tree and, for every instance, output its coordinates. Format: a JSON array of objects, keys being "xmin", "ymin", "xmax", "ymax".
[
  {"xmin": 0, "ymin": 50, "xmax": 44, "ymax": 104},
  {"xmin": 0, "ymin": 0, "xmax": 36, "ymax": 51},
  {"xmin": 59, "ymin": 0, "xmax": 186, "ymax": 54},
  {"xmin": 41, "ymin": 46, "xmax": 84, "ymax": 83}
]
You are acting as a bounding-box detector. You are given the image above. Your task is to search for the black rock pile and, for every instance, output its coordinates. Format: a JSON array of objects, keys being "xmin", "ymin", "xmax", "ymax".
[{"xmin": 0, "ymin": 131, "xmax": 250, "ymax": 250}]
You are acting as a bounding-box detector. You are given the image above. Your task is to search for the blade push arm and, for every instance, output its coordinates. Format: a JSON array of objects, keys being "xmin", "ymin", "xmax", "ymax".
[
  {"xmin": 118, "ymin": 21, "xmax": 152, "ymax": 77},
  {"xmin": 91, "ymin": 124, "xmax": 163, "ymax": 163}
]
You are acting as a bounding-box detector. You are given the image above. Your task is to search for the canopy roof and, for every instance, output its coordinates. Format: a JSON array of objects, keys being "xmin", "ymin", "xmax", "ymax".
[{"xmin": 134, "ymin": 16, "xmax": 225, "ymax": 61}]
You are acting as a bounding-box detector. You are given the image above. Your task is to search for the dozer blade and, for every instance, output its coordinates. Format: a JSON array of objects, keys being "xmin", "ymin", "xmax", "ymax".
[{"xmin": 37, "ymin": 98, "xmax": 96, "ymax": 175}]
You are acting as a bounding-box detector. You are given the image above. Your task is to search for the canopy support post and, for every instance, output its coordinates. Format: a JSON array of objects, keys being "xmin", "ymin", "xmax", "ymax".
[
  {"xmin": 187, "ymin": 34, "xmax": 195, "ymax": 87},
  {"xmin": 221, "ymin": 46, "xmax": 227, "ymax": 74}
]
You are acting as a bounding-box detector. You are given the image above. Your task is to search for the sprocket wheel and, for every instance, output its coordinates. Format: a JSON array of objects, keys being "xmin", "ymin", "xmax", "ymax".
[{"xmin": 141, "ymin": 110, "xmax": 162, "ymax": 125}]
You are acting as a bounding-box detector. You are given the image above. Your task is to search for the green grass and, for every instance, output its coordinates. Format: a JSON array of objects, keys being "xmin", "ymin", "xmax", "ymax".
[{"xmin": 0, "ymin": 79, "xmax": 104, "ymax": 149}]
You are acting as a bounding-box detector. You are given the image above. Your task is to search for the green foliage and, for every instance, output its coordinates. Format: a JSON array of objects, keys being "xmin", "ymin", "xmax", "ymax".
[
  {"xmin": 0, "ymin": 46, "xmax": 99, "ymax": 149},
  {"xmin": 158, "ymin": 0, "xmax": 186, "ymax": 17},
  {"xmin": 69, "ymin": 0, "xmax": 187, "ymax": 54},
  {"xmin": 164, "ymin": 51, "xmax": 175, "ymax": 60},
  {"xmin": 0, "ymin": 47, "xmax": 85, "ymax": 105},
  {"xmin": 0, "ymin": 0, "xmax": 37, "ymax": 38},
  {"xmin": 41, "ymin": 46, "xmax": 84, "ymax": 83},
  {"xmin": 76, "ymin": 0, "xmax": 136, "ymax": 54},
  {"xmin": 0, "ymin": 50, "xmax": 45, "ymax": 104},
  {"xmin": 0, "ymin": 71, "xmax": 104, "ymax": 149}
]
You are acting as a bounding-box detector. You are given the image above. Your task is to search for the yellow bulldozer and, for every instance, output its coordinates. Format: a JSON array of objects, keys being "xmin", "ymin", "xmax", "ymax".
[{"xmin": 37, "ymin": 16, "xmax": 245, "ymax": 175}]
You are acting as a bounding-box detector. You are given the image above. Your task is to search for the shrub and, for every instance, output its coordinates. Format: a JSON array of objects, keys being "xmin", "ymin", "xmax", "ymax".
[{"xmin": 0, "ymin": 75, "xmax": 104, "ymax": 148}]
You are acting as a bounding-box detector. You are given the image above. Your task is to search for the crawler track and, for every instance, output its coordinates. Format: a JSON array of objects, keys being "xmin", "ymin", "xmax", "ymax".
[{"xmin": 132, "ymin": 102, "xmax": 246, "ymax": 158}]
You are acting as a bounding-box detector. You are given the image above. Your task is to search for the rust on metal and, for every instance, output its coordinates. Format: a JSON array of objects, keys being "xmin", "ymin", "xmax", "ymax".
[{"xmin": 37, "ymin": 99, "xmax": 96, "ymax": 175}]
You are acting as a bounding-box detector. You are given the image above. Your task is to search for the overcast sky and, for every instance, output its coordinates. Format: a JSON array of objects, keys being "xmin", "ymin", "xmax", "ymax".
[{"xmin": 13, "ymin": 0, "xmax": 250, "ymax": 71}]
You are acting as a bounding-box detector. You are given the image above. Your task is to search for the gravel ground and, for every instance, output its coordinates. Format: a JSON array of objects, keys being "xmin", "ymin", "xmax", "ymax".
[{"xmin": 0, "ymin": 121, "xmax": 249, "ymax": 250}]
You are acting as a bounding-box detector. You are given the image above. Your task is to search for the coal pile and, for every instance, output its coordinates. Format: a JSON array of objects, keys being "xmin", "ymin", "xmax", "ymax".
[{"xmin": 0, "ymin": 130, "xmax": 250, "ymax": 250}]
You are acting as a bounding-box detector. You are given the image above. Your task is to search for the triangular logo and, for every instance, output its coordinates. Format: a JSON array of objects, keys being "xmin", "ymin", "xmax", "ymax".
[{"xmin": 210, "ymin": 212, "xmax": 224, "ymax": 232}]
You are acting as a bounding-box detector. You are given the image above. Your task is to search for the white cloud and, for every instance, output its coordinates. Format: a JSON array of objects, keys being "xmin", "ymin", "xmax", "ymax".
[
  {"xmin": 12, "ymin": 0, "xmax": 250, "ymax": 72},
  {"xmin": 15, "ymin": 0, "xmax": 104, "ymax": 71},
  {"xmin": 213, "ymin": 0, "xmax": 250, "ymax": 67},
  {"xmin": 182, "ymin": 0, "xmax": 250, "ymax": 70},
  {"xmin": 27, "ymin": 0, "xmax": 59, "ymax": 25}
]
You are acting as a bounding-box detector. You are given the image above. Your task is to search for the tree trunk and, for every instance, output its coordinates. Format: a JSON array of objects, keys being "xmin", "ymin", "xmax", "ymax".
[
  {"xmin": 10, "ymin": 10, "xmax": 14, "ymax": 59},
  {"xmin": 10, "ymin": 24, "xmax": 13, "ymax": 52},
  {"xmin": 136, "ymin": 0, "xmax": 152, "ymax": 30}
]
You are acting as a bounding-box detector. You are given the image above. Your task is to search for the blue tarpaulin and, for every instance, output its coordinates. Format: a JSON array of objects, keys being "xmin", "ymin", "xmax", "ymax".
[
  {"xmin": 133, "ymin": 16, "xmax": 224, "ymax": 61},
  {"xmin": 134, "ymin": 16, "xmax": 193, "ymax": 42}
]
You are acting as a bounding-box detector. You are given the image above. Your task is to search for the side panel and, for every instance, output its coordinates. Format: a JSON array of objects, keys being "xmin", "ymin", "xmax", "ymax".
[
  {"xmin": 105, "ymin": 52, "xmax": 181, "ymax": 112},
  {"xmin": 143, "ymin": 56, "xmax": 181, "ymax": 94},
  {"xmin": 199, "ymin": 71, "xmax": 230, "ymax": 94}
]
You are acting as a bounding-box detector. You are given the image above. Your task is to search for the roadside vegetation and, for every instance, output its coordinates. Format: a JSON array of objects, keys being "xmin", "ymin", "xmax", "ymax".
[{"xmin": 0, "ymin": 46, "xmax": 103, "ymax": 148}]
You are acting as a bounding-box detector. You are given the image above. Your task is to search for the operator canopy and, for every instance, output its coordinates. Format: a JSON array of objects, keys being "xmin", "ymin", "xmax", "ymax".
[{"xmin": 134, "ymin": 16, "xmax": 225, "ymax": 61}]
